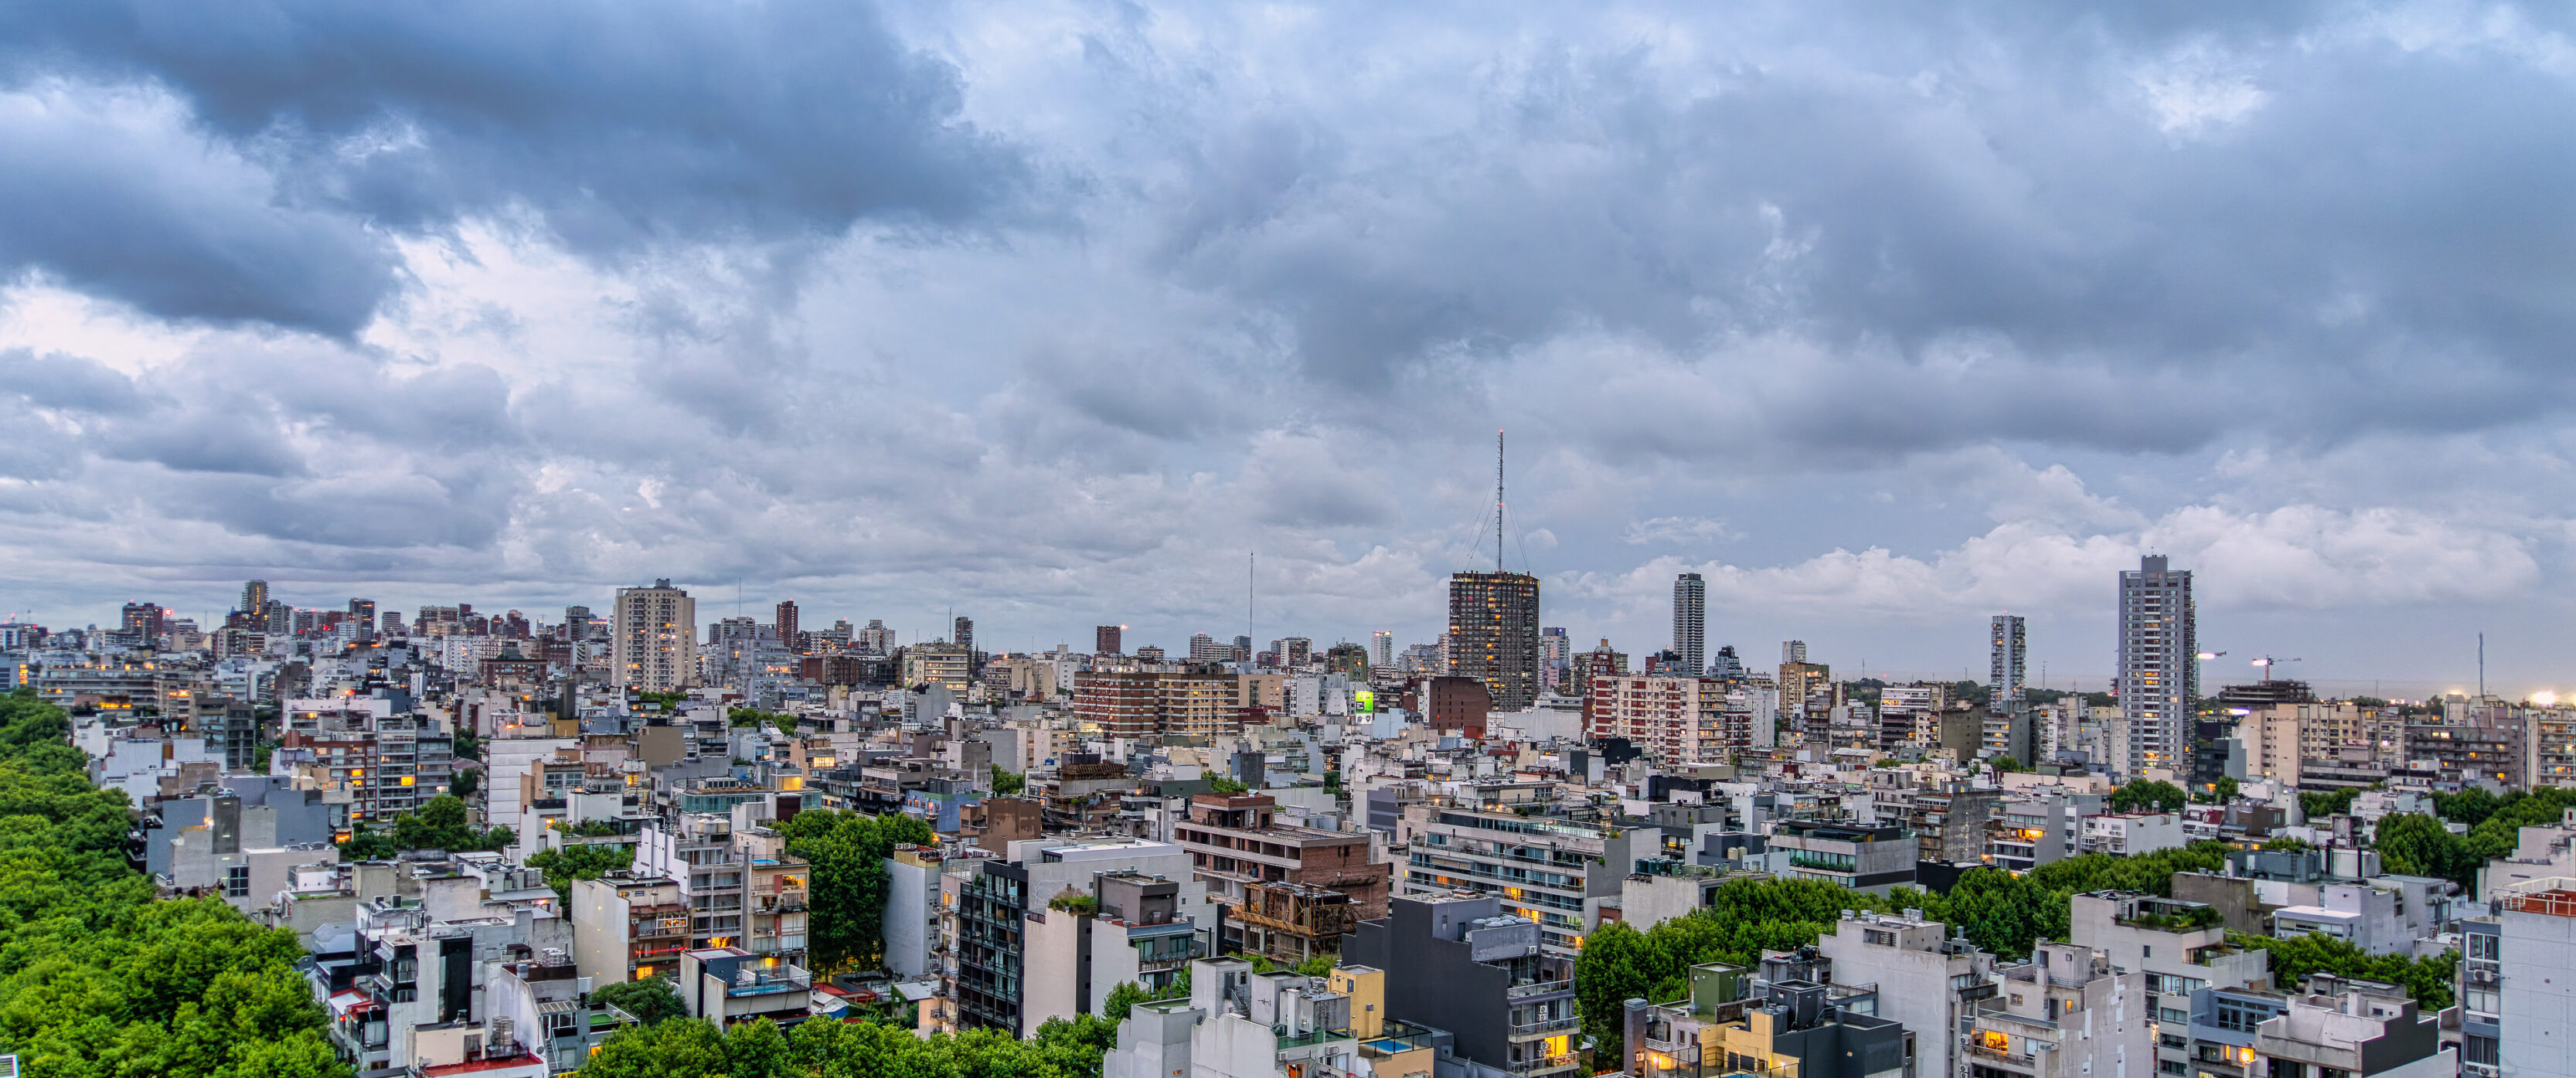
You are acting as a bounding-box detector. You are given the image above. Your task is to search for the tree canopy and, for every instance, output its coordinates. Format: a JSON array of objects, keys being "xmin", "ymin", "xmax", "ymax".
[
  {"xmin": 578, "ymin": 1011, "xmax": 1117, "ymax": 1078},
  {"xmin": 339, "ymin": 794, "xmax": 514, "ymax": 859},
  {"xmin": 590, "ymin": 976, "xmax": 688, "ymax": 1026},
  {"xmin": 0, "ymin": 689, "xmax": 349, "ymax": 1077},
  {"xmin": 529, "ymin": 841, "xmax": 639, "ymax": 900},
  {"xmin": 773, "ymin": 809, "xmax": 936, "ymax": 972},
  {"xmin": 2107, "ymin": 779, "xmax": 2188, "ymax": 814}
]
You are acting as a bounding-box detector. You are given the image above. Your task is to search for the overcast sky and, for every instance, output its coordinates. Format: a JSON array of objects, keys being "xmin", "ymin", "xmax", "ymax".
[{"xmin": 2, "ymin": 1, "xmax": 2571, "ymax": 696}]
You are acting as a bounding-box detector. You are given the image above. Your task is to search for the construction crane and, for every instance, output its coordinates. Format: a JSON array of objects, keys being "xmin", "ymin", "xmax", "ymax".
[{"xmin": 2250, "ymin": 655, "xmax": 2302, "ymax": 682}]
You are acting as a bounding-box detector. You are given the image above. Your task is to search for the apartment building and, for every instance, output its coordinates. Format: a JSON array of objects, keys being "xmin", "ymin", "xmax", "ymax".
[
  {"xmin": 1768, "ymin": 819, "xmax": 1915, "ymax": 894},
  {"xmin": 611, "ymin": 580, "xmax": 696, "ymax": 692},
  {"xmin": 1819, "ymin": 909, "xmax": 1997, "ymax": 1078},
  {"xmin": 1072, "ymin": 671, "xmax": 1243, "ymax": 739},
  {"xmin": 2070, "ymin": 892, "xmax": 2273, "ymax": 1078},
  {"xmin": 631, "ymin": 804, "xmax": 810, "ymax": 959},
  {"xmin": 1969, "ymin": 942, "xmax": 2153, "ymax": 1078},
  {"xmin": 2249, "ymin": 974, "xmax": 2451, "ymax": 1078},
  {"xmin": 569, "ymin": 874, "xmax": 691, "ymax": 984},
  {"xmin": 940, "ymin": 837, "xmax": 1215, "ymax": 1037},
  {"xmin": 1104, "ymin": 958, "xmax": 1362, "ymax": 1078},
  {"xmin": 1399, "ymin": 803, "xmax": 1632, "ymax": 955},
  {"xmin": 1621, "ymin": 950, "xmax": 1908, "ymax": 1078},
  {"xmin": 1171, "ymin": 791, "xmax": 1390, "ymax": 957},
  {"xmin": 1344, "ymin": 892, "xmax": 1581, "ymax": 1078}
]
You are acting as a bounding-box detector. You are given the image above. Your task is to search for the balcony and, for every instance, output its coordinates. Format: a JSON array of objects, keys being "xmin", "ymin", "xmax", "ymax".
[
  {"xmin": 1507, "ymin": 978, "xmax": 1574, "ymax": 999},
  {"xmin": 1506, "ymin": 1052, "xmax": 1581, "ymax": 1075},
  {"xmin": 725, "ymin": 964, "xmax": 812, "ymax": 998},
  {"xmin": 1509, "ymin": 1014, "xmax": 1581, "ymax": 1038}
]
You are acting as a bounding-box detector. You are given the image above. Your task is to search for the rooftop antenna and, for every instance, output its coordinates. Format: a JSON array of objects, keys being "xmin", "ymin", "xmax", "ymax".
[
  {"xmin": 2479, "ymin": 632, "xmax": 2486, "ymax": 699},
  {"xmin": 1494, "ymin": 430, "xmax": 1504, "ymax": 579},
  {"xmin": 1248, "ymin": 552, "xmax": 1256, "ymax": 651}
]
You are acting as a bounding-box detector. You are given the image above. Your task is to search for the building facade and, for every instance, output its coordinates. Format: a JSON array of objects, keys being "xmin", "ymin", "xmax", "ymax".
[
  {"xmin": 611, "ymin": 580, "xmax": 697, "ymax": 691},
  {"xmin": 2116, "ymin": 556, "xmax": 2196, "ymax": 778},
  {"xmin": 1448, "ymin": 571, "xmax": 1541, "ymax": 711}
]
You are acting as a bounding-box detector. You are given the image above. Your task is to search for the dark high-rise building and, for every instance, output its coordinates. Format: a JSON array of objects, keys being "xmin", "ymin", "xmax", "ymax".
[
  {"xmin": 348, "ymin": 598, "xmax": 377, "ymax": 640},
  {"xmin": 1989, "ymin": 614, "xmax": 2026, "ymax": 701},
  {"xmin": 239, "ymin": 579, "xmax": 270, "ymax": 617},
  {"xmin": 1095, "ymin": 624, "xmax": 1122, "ymax": 656},
  {"xmin": 120, "ymin": 602, "xmax": 165, "ymax": 640},
  {"xmin": 1448, "ymin": 571, "xmax": 1540, "ymax": 710},
  {"xmin": 776, "ymin": 600, "xmax": 800, "ymax": 651},
  {"xmin": 1673, "ymin": 572, "xmax": 1706, "ymax": 675},
  {"xmin": 2117, "ymin": 555, "xmax": 2197, "ymax": 779},
  {"xmin": 952, "ymin": 615, "xmax": 973, "ymax": 652}
]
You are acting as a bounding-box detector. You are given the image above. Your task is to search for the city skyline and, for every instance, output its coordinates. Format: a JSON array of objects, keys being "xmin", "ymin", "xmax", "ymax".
[{"xmin": 2, "ymin": 3, "xmax": 2571, "ymax": 692}]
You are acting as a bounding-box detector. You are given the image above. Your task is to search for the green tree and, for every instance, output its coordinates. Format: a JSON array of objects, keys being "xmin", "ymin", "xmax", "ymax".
[
  {"xmin": 992, "ymin": 765, "xmax": 1026, "ymax": 796},
  {"xmin": 2108, "ymin": 779, "xmax": 2188, "ymax": 814},
  {"xmin": 0, "ymin": 689, "xmax": 349, "ymax": 1078},
  {"xmin": 1207, "ymin": 777, "xmax": 1249, "ymax": 794},
  {"xmin": 590, "ymin": 976, "xmax": 689, "ymax": 1025},
  {"xmin": 2301, "ymin": 788, "xmax": 2359, "ymax": 821},
  {"xmin": 774, "ymin": 809, "xmax": 936, "ymax": 971},
  {"xmin": 2373, "ymin": 812, "xmax": 2474, "ymax": 887},
  {"xmin": 528, "ymin": 842, "xmax": 638, "ymax": 900},
  {"xmin": 2234, "ymin": 933, "xmax": 2460, "ymax": 1010}
]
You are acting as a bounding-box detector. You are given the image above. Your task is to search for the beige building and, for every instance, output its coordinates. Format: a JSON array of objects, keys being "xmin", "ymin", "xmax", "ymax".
[
  {"xmin": 611, "ymin": 580, "xmax": 697, "ymax": 691},
  {"xmin": 902, "ymin": 643, "xmax": 972, "ymax": 692}
]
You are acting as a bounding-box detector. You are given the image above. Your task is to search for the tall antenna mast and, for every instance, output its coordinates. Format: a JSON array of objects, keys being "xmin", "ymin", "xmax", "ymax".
[
  {"xmin": 1495, "ymin": 430, "xmax": 1506, "ymax": 573},
  {"xmin": 1248, "ymin": 552, "xmax": 1256, "ymax": 650}
]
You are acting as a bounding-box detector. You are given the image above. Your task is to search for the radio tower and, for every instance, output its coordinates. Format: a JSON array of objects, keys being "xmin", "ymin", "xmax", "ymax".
[{"xmin": 1495, "ymin": 430, "xmax": 1506, "ymax": 572}]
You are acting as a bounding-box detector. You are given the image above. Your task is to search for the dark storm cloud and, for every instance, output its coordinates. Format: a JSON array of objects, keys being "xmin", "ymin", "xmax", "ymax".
[
  {"xmin": 0, "ymin": 0, "xmax": 1019, "ymax": 334},
  {"xmin": 1126, "ymin": 2, "xmax": 2576, "ymax": 458}
]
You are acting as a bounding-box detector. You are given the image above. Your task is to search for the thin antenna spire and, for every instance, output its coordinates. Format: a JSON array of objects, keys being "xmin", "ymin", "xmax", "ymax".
[
  {"xmin": 1495, "ymin": 430, "xmax": 1506, "ymax": 573},
  {"xmin": 1248, "ymin": 551, "xmax": 1256, "ymax": 651}
]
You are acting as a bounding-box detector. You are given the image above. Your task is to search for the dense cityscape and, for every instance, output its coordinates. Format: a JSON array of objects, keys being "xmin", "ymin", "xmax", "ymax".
[
  {"xmin": 7, "ymin": 1, "xmax": 2575, "ymax": 1077},
  {"xmin": 0, "ymin": 550, "xmax": 2557, "ymax": 1078}
]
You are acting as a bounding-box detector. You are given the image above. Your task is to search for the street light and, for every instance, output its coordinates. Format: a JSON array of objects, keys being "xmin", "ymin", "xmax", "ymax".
[{"xmin": 2195, "ymin": 651, "xmax": 2226, "ymax": 712}]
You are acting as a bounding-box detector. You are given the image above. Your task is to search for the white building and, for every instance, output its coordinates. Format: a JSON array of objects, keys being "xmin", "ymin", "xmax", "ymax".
[
  {"xmin": 611, "ymin": 580, "xmax": 697, "ymax": 691},
  {"xmin": 1819, "ymin": 909, "xmax": 1996, "ymax": 1078}
]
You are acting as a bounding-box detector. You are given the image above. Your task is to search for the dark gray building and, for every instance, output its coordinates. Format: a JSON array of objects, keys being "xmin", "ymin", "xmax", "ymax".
[
  {"xmin": 1342, "ymin": 891, "xmax": 1581, "ymax": 1078},
  {"xmin": 1621, "ymin": 948, "xmax": 1908, "ymax": 1078}
]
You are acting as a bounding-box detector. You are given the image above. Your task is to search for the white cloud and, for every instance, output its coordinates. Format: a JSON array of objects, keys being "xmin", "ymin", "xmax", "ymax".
[{"xmin": 1621, "ymin": 515, "xmax": 1741, "ymax": 545}]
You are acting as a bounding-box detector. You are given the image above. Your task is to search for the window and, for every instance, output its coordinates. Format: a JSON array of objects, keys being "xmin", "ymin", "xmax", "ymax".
[
  {"xmin": 223, "ymin": 865, "xmax": 250, "ymax": 898},
  {"xmin": 2159, "ymin": 1061, "xmax": 2188, "ymax": 1076}
]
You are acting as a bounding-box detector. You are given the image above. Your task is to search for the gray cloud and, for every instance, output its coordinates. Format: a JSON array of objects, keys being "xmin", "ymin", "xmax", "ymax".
[
  {"xmin": 5, "ymin": 0, "xmax": 2576, "ymax": 687},
  {"xmin": 0, "ymin": 0, "xmax": 1019, "ymax": 333}
]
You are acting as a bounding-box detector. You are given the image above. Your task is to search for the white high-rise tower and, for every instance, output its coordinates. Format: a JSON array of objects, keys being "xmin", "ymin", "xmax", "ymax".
[{"xmin": 2116, "ymin": 556, "xmax": 2195, "ymax": 779}]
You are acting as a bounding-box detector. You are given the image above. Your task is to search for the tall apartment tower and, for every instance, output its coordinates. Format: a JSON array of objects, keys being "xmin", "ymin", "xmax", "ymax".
[
  {"xmin": 2116, "ymin": 556, "xmax": 2196, "ymax": 778},
  {"xmin": 1673, "ymin": 573, "xmax": 1707, "ymax": 675},
  {"xmin": 612, "ymin": 579, "xmax": 699, "ymax": 692},
  {"xmin": 120, "ymin": 602, "xmax": 165, "ymax": 640},
  {"xmin": 774, "ymin": 600, "xmax": 800, "ymax": 651},
  {"xmin": 1989, "ymin": 614, "xmax": 2027, "ymax": 702},
  {"xmin": 240, "ymin": 579, "xmax": 270, "ymax": 616},
  {"xmin": 1782, "ymin": 639, "xmax": 1808, "ymax": 665},
  {"xmin": 347, "ymin": 598, "xmax": 377, "ymax": 641},
  {"xmin": 1094, "ymin": 624, "xmax": 1122, "ymax": 656},
  {"xmin": 1447, "ymin": 571, "xmax": 1541, "ymax": 710},
  {"xmin": 1370, "ymin": 631, "xmax": 1394, "ymax": 668}
]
